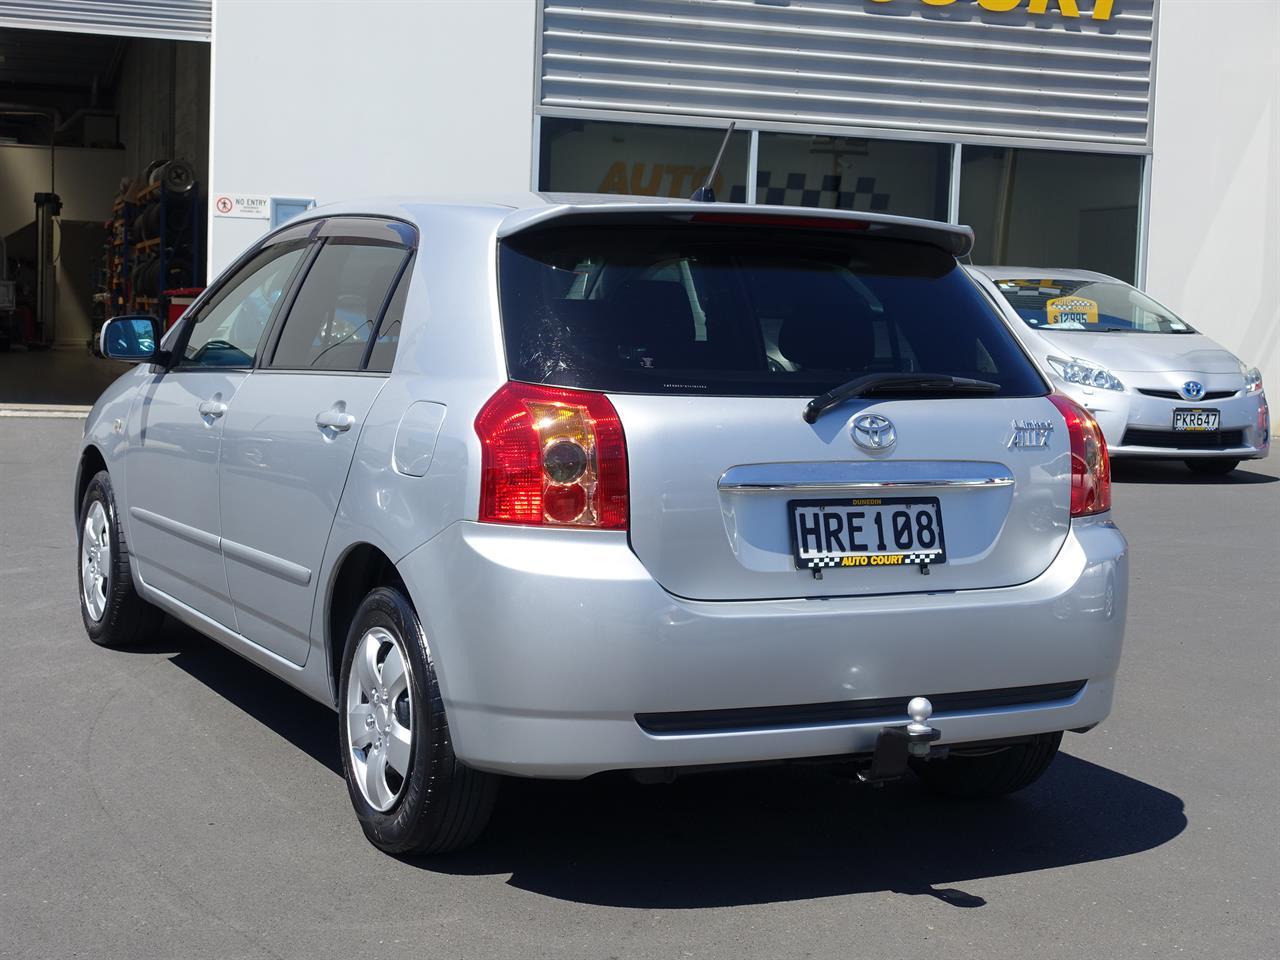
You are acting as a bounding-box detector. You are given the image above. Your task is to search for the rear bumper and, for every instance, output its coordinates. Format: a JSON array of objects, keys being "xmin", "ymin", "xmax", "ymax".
[
  {"xmin": 398, "ymin": 516, "xmax": 1128, "ymax": 778},
  {"xmin": 1066, "ymin": 384, "xmax": 1269, "ymax": 459}
]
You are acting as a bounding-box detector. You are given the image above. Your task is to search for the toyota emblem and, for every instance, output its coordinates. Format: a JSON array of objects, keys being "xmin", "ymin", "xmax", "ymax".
[
  {"xmin": 852, "ymin": 414, "xmax": 896, "ymax": 451},
  {"xmin": 1181, "ymin": 380, "xmax": 1205, "ymax": 401}
]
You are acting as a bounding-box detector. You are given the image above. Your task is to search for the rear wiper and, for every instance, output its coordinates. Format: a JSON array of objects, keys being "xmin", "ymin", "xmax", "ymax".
[{"xmin": 803, "ymin": 372, "xmax": 1000, "ymax": 424}]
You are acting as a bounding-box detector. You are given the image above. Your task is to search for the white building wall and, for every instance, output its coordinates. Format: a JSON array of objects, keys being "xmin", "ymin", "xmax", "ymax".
[
  {"xmin": 205, "ymin": 0, "xmax": 1279, "ymax": 409},
  {"xmin": 1146, "ymin": 0, "xmax": 1279, "ymax": 402},
  {"xmin": 207, "ymin": 0, "xmax": 537, "ymax": 273}
]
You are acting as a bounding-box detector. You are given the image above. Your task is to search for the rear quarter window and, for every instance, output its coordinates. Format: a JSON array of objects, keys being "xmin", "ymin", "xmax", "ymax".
[{"xmin": 498, "ymin": 224, "xmax": 1046, "ymax": 398}]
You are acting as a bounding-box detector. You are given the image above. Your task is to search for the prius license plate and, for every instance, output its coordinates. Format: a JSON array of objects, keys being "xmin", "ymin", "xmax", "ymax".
[
  {"xmin": 1173, "ymin": 408, "xmax": 1220, "ymax": 432},
  {"xmin": 789, "ymin": 497, "xmax": 947, "ymax": 571}
]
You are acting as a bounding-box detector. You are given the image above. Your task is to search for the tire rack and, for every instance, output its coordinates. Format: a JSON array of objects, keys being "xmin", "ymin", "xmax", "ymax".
[
  {"xmin": 128, "ymin": 179, "xmax": 203, "ymax": 317},
  {"xmin": 103, "ymin": 197, "xmax": 134, "ymax": 322}
]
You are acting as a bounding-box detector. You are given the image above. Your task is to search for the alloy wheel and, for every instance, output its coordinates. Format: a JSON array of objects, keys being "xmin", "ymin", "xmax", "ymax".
[
  {"xmin": 81, "ymin": 500, "xmax": 110, "ymax": 622},
  {"xmin": 346, "ymin": 626, "xmax": 414, "ymax": 811}
]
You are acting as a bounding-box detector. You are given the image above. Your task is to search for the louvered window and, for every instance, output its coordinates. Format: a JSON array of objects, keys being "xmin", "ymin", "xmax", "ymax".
[
  {"xmin": 539, "ymin": 0, "xmax": 1156, "ymax": 149},
  {"xmin": 0, "ymin": 0, "xmax": 211, "ymax": 41}
]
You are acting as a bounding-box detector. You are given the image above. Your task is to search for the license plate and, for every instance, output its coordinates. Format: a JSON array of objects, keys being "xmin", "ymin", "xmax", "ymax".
[
  {"xmin": 1173, "ymin": 408, "xmax": 1220, "ymax": 432},
  {"xmin": 789, "ymin": 496, "xmax": 947, "ymax": 571}
]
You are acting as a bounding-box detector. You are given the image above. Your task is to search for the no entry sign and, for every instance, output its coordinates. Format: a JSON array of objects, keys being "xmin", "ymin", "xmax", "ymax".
[{"xmin": 212, "ymin": 194, "xmax": 270, "ymax": 219}]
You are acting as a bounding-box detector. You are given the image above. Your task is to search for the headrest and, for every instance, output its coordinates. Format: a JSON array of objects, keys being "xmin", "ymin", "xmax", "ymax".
[
  {"xmin": 778, "ymin": 303, "xmax": 874, "ymax": 371},
  {"xmin": 617, "ymin": 281, "xmax": 695, "ymax": 344}
]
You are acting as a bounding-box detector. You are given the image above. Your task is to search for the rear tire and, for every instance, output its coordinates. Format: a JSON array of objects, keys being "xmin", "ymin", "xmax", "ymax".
[
  {"xmin": 338, "ymin": 586, "xmax": 498, "ymax": 855},
  {"xmin": 911, "ymin": 732, "xmax": 1062, "ymax": 798},
  {"xmin": 77, "ymin": 469, "xmax": 164, "ymax": 648},
  {"xmin": 1185, "ymin": 458, "xmax": 1240, "ymax": 476}
]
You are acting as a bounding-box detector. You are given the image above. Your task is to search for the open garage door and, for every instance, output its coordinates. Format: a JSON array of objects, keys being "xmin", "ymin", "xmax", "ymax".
[
  {"xmin": 0, "ymin": 1, "xmax": 210, "ymax": 42},
  {"xmin": 0, "ymin": 20, "xmax": 210, "ymax": 408}
]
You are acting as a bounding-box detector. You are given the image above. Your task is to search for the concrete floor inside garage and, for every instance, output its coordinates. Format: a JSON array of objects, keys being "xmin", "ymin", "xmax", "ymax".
[{"xmin": 0, "ymin": 347, "xmax": 132, "ymax": 408}]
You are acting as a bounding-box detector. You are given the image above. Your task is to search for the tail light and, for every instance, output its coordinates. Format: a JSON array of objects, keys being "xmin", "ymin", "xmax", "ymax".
[
  {"xmin": 1049, "ymin": 394, "xmax": 1111, "ymax": 517},
  {"xmin": 474, "ymin": 381, "xmax": 628, "ymax": 529}
]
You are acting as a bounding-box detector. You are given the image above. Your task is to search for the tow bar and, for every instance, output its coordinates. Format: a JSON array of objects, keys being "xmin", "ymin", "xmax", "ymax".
[{"xmin": 857, "ymin": 696, "xmax": 942, "ymax": 786}]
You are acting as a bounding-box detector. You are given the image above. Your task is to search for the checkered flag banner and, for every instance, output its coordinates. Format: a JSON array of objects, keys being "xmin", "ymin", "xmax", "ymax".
[
  {"xmin": 751, "ymin": 171, "xmax": 891, "ymax": 211},
  {"xmin": 899, "ymin": 551, "xmax": 942, "ymax": 565},
  {"xmin": 802, "ymin": 550, "xmax": 942, "ymax": 570}
]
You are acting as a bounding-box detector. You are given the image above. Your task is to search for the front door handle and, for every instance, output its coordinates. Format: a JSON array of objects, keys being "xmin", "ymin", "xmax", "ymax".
[
  {"xmin": 198, "ymin": 399, "xmax": 227, "ymax": 419},
  {"xmin": 316, "ymin": 408, "xmax": 356, "ymax": 433}
]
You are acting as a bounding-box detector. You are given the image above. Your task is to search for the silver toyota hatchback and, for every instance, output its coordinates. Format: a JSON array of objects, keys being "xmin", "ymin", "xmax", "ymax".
[{"xmin": 78, "ymin": 196, "xmax": 1128, "ymax": 854}]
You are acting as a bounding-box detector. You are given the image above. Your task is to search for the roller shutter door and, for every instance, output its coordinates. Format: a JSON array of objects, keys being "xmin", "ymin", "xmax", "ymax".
[
  {"xmin": 539, "ymin": 0, "xmax": 1156, "ymax": 148},
  {"xmin": 0, "ymin": 0, "xmax": 211, "ymax": 41}
]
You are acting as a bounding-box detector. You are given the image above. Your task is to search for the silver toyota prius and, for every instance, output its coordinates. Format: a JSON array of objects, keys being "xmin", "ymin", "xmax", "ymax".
[
  {"xmin": 77, "ymin": 196, "xmax": 1128, "ymax": 855},
  {"xmin": 970, "ymin": 266, "xmax": 1270, "ymax": 475}
]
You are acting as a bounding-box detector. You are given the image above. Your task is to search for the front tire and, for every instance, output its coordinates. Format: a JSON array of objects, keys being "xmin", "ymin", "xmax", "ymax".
[
  {"xmin": 78, "ymin": 469, "xmax": 164, "ymax": 648},
  {"xmin": 1185, "ymin": 458, "xmax": 1240, "ymax": 476},
  {"xmin": 338, "ymin": 586, "xmax": 498, "ymax": 855},
  {"xmin": 911, "ymin": 732, "xmax": 1062, "ymax": 798}
]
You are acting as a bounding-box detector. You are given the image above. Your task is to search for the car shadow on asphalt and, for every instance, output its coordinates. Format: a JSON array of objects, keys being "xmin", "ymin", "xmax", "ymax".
[
  {"xmin": 424, "ymin": 756, "xmax": 1186, "ymax": 909},
  {"xmin": 1111, "ymin": 460, "xmax": 1277, "ymax": 485},
  {"xmin": 160, "ymin": 623, "xmax": 345, "ymax": 777},
  {"xmin": 158, "ymin": 621, "xmax": 1188, "ymax": 909}
]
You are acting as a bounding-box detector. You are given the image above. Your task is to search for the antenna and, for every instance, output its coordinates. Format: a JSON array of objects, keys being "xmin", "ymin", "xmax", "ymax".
[{"xmin": 690, "ymin": 121, "xmax": 736, "ymax": 203}]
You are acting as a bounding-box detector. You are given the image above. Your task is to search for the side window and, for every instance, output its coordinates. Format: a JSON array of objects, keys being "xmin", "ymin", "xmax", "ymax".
[
  {"xmin": 365, "ymin": 259, "xmax": 411, "ymax": 374},
  {"xmin": 182, "ymin": 240, "xmax": 308, "ymax": 367},
  {"xmin": 270, "ymin": 240, "xmax": 408, "ymax": 371}
]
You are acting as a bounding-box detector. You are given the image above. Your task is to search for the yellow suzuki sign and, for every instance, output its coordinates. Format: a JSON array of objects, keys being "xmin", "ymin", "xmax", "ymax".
[{"xmin": 869, "ymin": 0, "xmax": 1115, "ymax": 20}]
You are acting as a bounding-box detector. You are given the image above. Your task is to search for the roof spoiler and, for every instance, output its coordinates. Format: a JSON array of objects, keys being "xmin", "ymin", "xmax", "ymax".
[{"xmin": 496, "ymin": 201, "xmax": 974, "ymax": 258}]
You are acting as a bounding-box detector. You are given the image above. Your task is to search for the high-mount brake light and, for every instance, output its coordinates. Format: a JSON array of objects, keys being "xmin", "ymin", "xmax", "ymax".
[
  {"xmin": 475, "ymin": 382, "xmax": 628, "ymax": 529},
  {"xmin": 1048, "ymin": 394, "xmax": 1112, "ymax": 517},
  {"xmin": 689, "ymin": 212, "xmax": 870, "ymax": 231}
]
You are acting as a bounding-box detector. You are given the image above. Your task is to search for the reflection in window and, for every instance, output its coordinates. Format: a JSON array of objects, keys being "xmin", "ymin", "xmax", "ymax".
[
  {"xmin": 992, "ymin": 278, "xmax": 1194, "ymax": 335},
  {"xmin": 540, "ymin": 117, "xmax": 749, "ymax": 201},
  {"xmin": 271, "ymin": 242, "xmax": 408, "ymax": 371},
  {"xmin": 755, "ymin": 133, "xmax": 949, "ymax": 221},
  {"xmin": 960, "ymin": 146, "xmax": 1143, "ymax": 283},
  {"xmin": 366, "ymin": 259, "xmax": 412, "ymax": 373},
  {"xmin": 183, "ymin": 241, "xmax": 307, "ymax": 367}
]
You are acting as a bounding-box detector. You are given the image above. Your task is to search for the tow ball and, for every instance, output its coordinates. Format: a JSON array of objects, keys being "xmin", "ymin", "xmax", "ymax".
[{"xmin": 857, "ymin": 696, "xmax": 943, "ymax": 786}]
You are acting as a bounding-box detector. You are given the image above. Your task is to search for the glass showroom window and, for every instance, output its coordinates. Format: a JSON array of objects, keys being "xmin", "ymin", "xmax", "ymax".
[
  {"xmin": 539, "ymin": 117, "xmax": 750, "ymax": 201},
  {"xmin": 960, "ymin": 146, "xmax": 1144, "ymax": 283},
  {"xmin": 755, "ymin": 133, "xmax": 950, "ymax": 220}
]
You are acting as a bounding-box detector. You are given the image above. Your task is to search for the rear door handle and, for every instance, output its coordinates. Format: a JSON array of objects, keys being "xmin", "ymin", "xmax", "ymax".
[
  {"xmin": 316, "ymin": 408, "xmax": 356, "ymax": 432},
  {"xmin": 197, "ymin": 399, "xmax": 227, "ymax": 419}
]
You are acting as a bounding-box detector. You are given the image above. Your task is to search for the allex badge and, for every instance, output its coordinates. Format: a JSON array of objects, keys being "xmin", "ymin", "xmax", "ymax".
[{"xmin": 1009, "ymin": 419, "xmax": 1054, "ymax": 449}]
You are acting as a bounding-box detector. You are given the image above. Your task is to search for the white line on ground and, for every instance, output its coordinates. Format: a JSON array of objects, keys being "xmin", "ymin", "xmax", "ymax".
[{"xmin": 0, "ymin": 410, "xmax": 88, "ymax": 419}]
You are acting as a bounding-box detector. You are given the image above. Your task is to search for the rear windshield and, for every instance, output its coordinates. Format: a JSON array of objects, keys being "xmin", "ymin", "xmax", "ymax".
[
  {"xmin": 498, "ymin": 225, "xmax": 1046, "ymax": 397},
  {"xmin": 992, "ymin": 277, "xmax": 1197, "ymax": 335}
]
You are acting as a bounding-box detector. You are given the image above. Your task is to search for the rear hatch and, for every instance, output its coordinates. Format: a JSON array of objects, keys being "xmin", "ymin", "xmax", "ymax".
[{"xmin": 496, "ymin": 205, "xmax": 1069, "ymax": 601}]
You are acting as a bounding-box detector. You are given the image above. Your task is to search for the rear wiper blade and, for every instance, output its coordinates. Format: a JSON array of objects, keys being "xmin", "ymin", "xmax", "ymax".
[{"xmin": 803, "ymin": 372, "xmax": 1000, "ymax": 424}]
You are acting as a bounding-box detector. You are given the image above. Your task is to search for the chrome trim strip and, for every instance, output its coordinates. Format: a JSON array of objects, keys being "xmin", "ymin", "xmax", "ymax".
[
  {"xmin": 720, "ymin": 477, "xmax": 1015, "ymax": 493},
  {"xmin": 718, "ymin": 460, "xmax": 1015, "ymax": 494}
]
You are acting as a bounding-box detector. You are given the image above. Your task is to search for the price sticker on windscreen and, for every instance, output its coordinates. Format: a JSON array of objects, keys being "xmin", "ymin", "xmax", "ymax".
[{"xmin": 1046, "ymin": 295, "xmax": 1099, "ymax": 327}]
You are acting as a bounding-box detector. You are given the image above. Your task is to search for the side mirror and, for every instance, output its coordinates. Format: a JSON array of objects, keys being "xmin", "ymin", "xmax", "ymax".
[{"xmin": 100, "ymin": 315, "xmax": 160, "ymax": 363}]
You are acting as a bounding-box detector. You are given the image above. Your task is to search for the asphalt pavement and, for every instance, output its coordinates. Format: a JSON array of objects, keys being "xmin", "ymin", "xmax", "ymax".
[{"xmin": 1, "ymin": 416, "xmax": 1277, "ymax": 959}]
